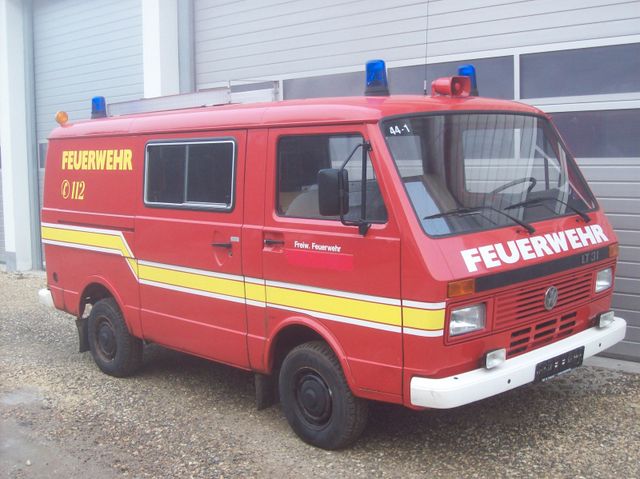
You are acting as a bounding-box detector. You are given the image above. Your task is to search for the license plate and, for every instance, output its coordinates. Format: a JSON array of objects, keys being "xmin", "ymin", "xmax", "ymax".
[{"xmin": 534, "ymin": 346, "xmax": 584, "ymax": 382}]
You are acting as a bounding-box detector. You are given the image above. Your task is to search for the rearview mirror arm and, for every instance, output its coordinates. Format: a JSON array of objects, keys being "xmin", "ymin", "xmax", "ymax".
[{"xmin": 338, "ymin": 141, "xmax": 371, "ymax": 236}]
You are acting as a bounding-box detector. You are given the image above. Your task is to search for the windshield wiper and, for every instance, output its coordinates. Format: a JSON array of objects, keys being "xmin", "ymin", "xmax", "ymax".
[
  {"xmin": 505, "ymin": 196, "xmax": 591, "ymax": 223},
  {"xmin": 424, "ymin": 205, "xmax": 535, "ymax": 234}
]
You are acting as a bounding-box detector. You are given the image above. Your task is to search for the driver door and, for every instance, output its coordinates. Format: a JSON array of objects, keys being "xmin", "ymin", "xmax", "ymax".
[{"xmin": 261, "ymin": 125, "xmax": 403, "ymax": 397}]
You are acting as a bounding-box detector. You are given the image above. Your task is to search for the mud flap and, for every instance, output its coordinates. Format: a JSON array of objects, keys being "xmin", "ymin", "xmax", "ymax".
[
  {"xmin": 254, "ymin": 373, "xmax": 278, "ymax": 410},
  {"xmin": 75, "ymin": 317, "xmax": 89, "ymax": 353}
]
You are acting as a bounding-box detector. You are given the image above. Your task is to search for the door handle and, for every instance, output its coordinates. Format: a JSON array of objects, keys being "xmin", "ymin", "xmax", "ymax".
[
  {"xmin": 211, "ymin": 242, "xmax": 233, "ymax": 249},
  {"xmin": 264, "ymin": 239, "xmax": 285, "ymax": 246}
]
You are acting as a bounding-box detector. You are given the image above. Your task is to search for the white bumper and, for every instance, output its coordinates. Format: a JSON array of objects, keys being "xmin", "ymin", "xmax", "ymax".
[
  {"xmin": 38, "ymin": 288, "xmax": 55, "ymax": 309},
  {"xmin": 410, "ymin": 317, "xmax": 627, "ymax": 409}
]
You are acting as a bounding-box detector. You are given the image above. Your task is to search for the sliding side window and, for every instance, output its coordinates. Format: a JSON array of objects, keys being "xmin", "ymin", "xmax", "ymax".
[{"xmin": 145, "ymin": 140, "xmax": 235, "ymax": 210}]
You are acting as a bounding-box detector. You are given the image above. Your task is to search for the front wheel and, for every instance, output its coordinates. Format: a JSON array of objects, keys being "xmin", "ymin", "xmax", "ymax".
[
  {"xmin": 87, "ymin": 298, "xmax": 142, "ymax": 377},
  {"xmin": 279, "ymin": 341, "xmax": 368, "ymax": 449}
]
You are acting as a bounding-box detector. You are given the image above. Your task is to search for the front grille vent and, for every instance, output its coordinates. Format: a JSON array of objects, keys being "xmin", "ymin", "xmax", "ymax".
[
  {"xmin": 494, "ymin": 272, "xmax": 591, "ymax": 330},
  {"xmin": 507, "ymin": 312, "xmax": 578, "ymax": 358}
]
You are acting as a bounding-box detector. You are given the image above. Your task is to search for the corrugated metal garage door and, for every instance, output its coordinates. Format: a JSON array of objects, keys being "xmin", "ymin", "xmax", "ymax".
[
  {"xmin": 32, "ymin": 0, "xmax": 144, "ymax": 143},
  {"xmin": 578, "ymin": 157, "xmax": 640, "ymax": 361},
  {"xmin": 554, "ymin": 109, "xmax": 639, "ymax": 362},
  {"xmin": 31, "ymin": 0, "xmax": 144, "ymax": 268},
  {"xmin": 193, "ymin": 0, "xmax": 638, "ymax": 89}
]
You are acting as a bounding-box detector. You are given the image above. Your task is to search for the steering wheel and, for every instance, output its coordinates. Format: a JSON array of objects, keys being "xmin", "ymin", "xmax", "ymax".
[{"xmin": 489, "ymin": 177, "xmax": 537, "ymax": 196}]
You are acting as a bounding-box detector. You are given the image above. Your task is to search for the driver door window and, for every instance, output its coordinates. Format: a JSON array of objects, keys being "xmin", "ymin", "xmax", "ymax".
[{"xmin": 277, "ymin": 134, "xmax": 387, "ymax": 223}]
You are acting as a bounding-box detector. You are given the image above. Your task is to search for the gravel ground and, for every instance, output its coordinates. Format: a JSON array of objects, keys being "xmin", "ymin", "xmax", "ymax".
[{"xmin": 1, "ymin": 271, "xmax": 639, "ymax": 478}]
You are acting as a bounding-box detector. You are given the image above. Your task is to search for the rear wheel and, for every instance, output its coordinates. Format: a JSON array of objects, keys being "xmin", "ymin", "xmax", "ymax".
[
  {"xmin": 279, "ymin": 341, "xmax": 368, "ymax": 449},
  {"xmin": 87, "ymin": 298, "xmax": 142, "ymax": 377}
]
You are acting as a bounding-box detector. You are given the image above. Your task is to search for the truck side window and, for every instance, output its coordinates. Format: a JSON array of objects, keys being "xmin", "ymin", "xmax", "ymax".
[
  {"xmin": 145, "ymin": 140, "xmax": 235, "ymax": 209},
  {"xmin": 277, "ymin": 134, "xmax": 387, "ymax": 222}
]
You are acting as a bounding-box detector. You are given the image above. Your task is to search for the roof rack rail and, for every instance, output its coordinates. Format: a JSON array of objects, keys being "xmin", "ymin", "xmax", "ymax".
[{"xmin": 108, "ymin": 81, "xmax": 279, "ymax": 116}]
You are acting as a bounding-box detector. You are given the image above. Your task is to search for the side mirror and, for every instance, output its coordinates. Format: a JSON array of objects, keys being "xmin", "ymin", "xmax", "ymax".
[{"xmin": 318, "ymin": 168, "xmax": 349, "ymax": 216}]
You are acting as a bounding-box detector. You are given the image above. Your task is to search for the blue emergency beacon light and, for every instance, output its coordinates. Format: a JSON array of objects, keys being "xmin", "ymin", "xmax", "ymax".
[
  {"xmin": 91, "ymin": 96, "xmax": 107, "ymax": 119},
  {"xmin": 457, "ymin": 64, "xmax": 478, "ymax": 96},
  {"xmin": 365, "ymin": 60, "xmax": 390, "ymax": 96}
]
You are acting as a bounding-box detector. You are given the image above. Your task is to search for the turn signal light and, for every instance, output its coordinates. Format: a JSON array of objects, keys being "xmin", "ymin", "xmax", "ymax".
[
  {"xmin": 431, "ymin": 76, "xmax": 471, "ymax": 97},
  {"xmin": 448, "ymin": 278, "xmax": 475, "ymax": 298},
  {"xmin": 609, "ymin": 243, "xmax": 619, "ymax": 258}
]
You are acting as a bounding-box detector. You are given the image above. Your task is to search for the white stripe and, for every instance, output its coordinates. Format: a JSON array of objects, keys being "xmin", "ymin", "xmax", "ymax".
[
  {"xmin": 246, "ymin": 299, "xmax": 266, "ymax": 308},
  {"xmin": 403, "ymin": 327, "xmax": 444, "ymax": 338},
  {"xmin": 402, "ymin": 299, "xmax": 446, "ymax": 310},
  {"xmin": 41, "ymin": 222, "xmax": 125, "ymax": 236},
  {"xmin": 268, "ymin": 303, "xmax": 402, "ymax": 334},
  {"xmin": 138, "ymin": 259, "xmax": 245, "ymax": 283},
  {"xmin": 139, "ymin": 279, "xmax": 246, "ymax": 304},
  {"xmin": 244, "ymin": 276, "xmax": 265, "ymax": 285},
  {"xmin": 265, "ymin": 279, "xmax": 401, "ymax": 306},
  {"xmin": 42, "ymin": 239, "xmax": 122, "ymax": 256}
]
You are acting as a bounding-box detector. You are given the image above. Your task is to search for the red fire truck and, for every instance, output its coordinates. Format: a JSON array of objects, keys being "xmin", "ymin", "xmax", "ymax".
[{"xmin": 39, "ymin": 61, "xmax": 626, "ymax": 449}]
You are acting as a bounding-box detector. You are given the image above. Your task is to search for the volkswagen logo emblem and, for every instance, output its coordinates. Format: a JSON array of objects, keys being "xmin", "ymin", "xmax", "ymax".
[{"xmin": 544, "ymin": 286, "xmax": 559, "ymax": 311}]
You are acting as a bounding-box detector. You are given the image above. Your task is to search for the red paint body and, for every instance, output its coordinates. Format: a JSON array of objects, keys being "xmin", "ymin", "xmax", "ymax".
[{"xmin": 42, "ymin": 95, "xmax": 617, "ymax": 408}]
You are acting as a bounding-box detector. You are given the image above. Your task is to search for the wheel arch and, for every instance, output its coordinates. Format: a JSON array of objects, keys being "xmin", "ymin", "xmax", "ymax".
[
  {"xmin": 266, "ymin": 317, "xmax": 358, "ymax": 392},
  {"xmin": 78, "ymin": 276, "xmax": 125, "ymax": 319}
]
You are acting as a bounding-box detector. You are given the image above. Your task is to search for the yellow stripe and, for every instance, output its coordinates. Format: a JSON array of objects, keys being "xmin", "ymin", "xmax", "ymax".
[
  {"xmin": 402, "ymin": 307, "xmax": 445, "ymax": 331},
  {"xmin": 245, "ymin": 282, "xmax": 266, "ymax": 303},
  {"xmin": 138, "ymin": 263, "xmax": 245, "ymax": 299},
  {"xmin": 41, "ymin": 226, "xmax": 130, "ymax": 257},
  {"xmin": 126, "ymin": 258, "xmax": 138, "ymax": 276},
  {"xmin": 42, "ymin": 225, "xmax": 447, "ymax": 332},
  {"xmin": 266, "ymin": 285, "xmax": 402, "ymax": 326}
]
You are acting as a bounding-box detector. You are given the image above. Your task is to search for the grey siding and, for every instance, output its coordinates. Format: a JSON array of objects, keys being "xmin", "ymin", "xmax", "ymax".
[
  {"xmin": 33, "ymin": 0, "xmax": 144, "ymax": 143},
  {"xmin": 194, "ymin": 0, "xmax": 639, "ymax": 89},
  {"xmin": 577, "ymin": 157, "xmax": 640, "ymax": 361}
]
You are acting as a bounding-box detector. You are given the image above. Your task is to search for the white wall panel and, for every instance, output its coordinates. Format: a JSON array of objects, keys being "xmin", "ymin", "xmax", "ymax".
[
  {"xmin": 33, "ymin": 0, "xmax": 144, "ymax": 142},
  {"xmin": 194, "ymin": 0, "xmax": 640, "ymax": 88}
]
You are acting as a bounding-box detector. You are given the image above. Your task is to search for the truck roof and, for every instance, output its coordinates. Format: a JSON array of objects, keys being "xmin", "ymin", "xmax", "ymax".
[{"xmin": 50, "ymin": 95, "xmax": 545, "ymax": 139}]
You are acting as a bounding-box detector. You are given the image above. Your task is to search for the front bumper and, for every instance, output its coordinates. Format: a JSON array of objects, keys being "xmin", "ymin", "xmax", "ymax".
[
  {"xmin": 410, "ymin": 317, "xmax": 627, "ymax": 408},
  {"xmin": 38, "ymin": 288, "xmax": 55, "ymax": 309}
]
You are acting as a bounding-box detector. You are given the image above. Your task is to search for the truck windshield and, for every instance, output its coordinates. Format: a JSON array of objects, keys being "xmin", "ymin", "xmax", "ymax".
[{"xmin": 382, "ymin": 113, "xmax": 596, "ymax": 237}]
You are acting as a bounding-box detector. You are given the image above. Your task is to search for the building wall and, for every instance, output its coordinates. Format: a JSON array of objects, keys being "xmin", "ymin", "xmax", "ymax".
[{"xmin": 193, "ymin": 0, "xmax": 639, "ymax": 89}]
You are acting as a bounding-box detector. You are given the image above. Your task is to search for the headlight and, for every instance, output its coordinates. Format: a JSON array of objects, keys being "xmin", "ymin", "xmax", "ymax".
[
  {"xmin": 595, "ymin": 268, "xmax": 613, "ymax": 293},
  {"xmin": 450, "ymin": 303, "xmax": 486, "ymax": 336}
]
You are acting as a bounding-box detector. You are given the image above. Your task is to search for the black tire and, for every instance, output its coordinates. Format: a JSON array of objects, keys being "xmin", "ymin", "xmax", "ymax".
[
  {"xmin": 279, "ymin": 341, "xmax": 368, "ymax": 449},
  {"xmin": 87, "ymin": 298, "xmax": 142, "ymax": 377}
]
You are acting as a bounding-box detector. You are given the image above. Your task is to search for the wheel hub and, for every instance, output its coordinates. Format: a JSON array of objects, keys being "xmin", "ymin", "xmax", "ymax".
[
  {"xmin": 96, "ymin": 320, "xmax": 116, "ymax": 360},
  {"xmin": 296, "ymin": 371, "xmax": 332, "ymax": 426}
]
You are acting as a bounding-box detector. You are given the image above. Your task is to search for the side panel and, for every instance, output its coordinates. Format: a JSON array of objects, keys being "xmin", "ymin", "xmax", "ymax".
[
  {"xmin": 135, "ymin": 131, "xmax": 249, "ymax": 368},
  {"xmin": 41, "ymin": 136, "xmax": 142, "ymax": 335}
]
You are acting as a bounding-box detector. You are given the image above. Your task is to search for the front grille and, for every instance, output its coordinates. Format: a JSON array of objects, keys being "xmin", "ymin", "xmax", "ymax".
[
  {"xmin": 494, "ymin": 270, "xmax": 592, "ymax": 330},
  {"xmin": 508, "ymin": 312, "xmax": 578, "ymax": 358}
]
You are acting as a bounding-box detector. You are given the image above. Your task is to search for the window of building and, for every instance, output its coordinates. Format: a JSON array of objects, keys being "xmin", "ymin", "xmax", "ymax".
[
  {"xmin": 145, "ymin": 140, "xmax": 235, "ymax": 209},
  {"xmin": 521, "ymin": 43, "xmax": 640, "ymax": 99},
  {"xmin": 552, "ymin": 109, "xmax": 640, "ymax": 158},
  {"xmin": 277, "ymin": 134, "xmax": 387, "ymax": 222}
]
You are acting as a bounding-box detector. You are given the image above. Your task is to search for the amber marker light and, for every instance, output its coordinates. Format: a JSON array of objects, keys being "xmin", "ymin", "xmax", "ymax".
[
  {"xmin": 55, "ymin": 111, "xmax": 69, "ymax": 126},
  {"xmin": 448, "ymin": 278, "xmax": 475, "ymax": 298},
  {"xmin": 609, "ymin": 243, "xmax": 619, "ymax": 258}
]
